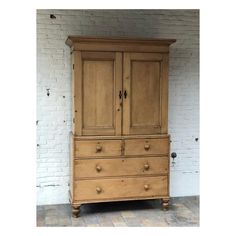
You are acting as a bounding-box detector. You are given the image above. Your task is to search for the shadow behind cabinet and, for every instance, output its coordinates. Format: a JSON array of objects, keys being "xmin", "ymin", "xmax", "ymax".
[{"xmin": 66, "ymin": 36, "xmax": 176, "ymax": 217}]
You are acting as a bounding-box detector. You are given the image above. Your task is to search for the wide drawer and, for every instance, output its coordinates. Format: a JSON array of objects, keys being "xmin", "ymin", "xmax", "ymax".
[
  {"xmin": 124, "ymin": 138, "xmax": 169, "ymax": 156},
  {"xmin": 74, "ymin": 157, "xmax": 168, "ymax": 178},
  {"xmin": 74, "ymin": 176, "xmax": 168, "ymax": 201},
  {"xmin": 74, "ymin": 140, "xmax": 122, "ymax": 157}
]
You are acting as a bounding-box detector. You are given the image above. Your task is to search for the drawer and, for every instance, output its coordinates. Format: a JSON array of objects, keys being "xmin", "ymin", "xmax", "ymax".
[
  {"xmin": 74, "ymin": 176, "xmax": 168, "ymax": 201},
  {"xmin": 124, "ymin": 138, "xmax": 169, "ymax": 156},
  {"xmin": 74, "ymin": 157, "xmax": 168, "ymax": 178},
  {"xmin": 74, "ymin": 140, "xmax": 122, "ymax": 157}
]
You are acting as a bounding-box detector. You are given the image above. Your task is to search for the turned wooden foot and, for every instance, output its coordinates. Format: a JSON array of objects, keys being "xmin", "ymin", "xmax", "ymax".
[
  {"xmin": 72, "ymin": 205, "xmax": 81, "ymax": 218},
  {"xmin": 161, "ymin": 198, "xmax": 170, "ymax": 211}
]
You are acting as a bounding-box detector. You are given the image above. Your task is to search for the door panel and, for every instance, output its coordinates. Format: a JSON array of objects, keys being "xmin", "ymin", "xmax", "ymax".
[
  {"xmin": 123, "ymin": 53, "xmax": 168, "ymax": 135},
  {"xmin": 74, "ymin": 52, "xmax": 122, "ymax": 135},
  {"xmin": 83, "ymin": 60, "xmax": 113, "ymax": 129},
  {"xmin": 131, "ymin": 61, "xmax": 160, "ymax": 127}
]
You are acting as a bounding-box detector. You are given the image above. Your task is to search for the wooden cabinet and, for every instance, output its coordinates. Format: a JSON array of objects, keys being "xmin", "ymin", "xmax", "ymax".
[{"xmin": 66, "ymin": 36, "xmax": 175, "ymax": 217}]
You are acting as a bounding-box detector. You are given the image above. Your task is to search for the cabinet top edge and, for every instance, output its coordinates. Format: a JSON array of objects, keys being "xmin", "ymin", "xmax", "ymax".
[
  {"xmin": 72, "ymin": 134, "xmax": 170, "ymax": 140},
  {"xmin": 65, "ymin": 36, "xmax": 176, "ymax": 47}
]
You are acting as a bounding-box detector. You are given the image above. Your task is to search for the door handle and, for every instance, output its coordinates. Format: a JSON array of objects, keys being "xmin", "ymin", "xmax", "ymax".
[
  {"xmin": 124, "ymin": 90, "xmax": 127, "ymax": 99},
  {"xmin": 119, "ymin": 90, "xmax": 122, "ymax": 99}
]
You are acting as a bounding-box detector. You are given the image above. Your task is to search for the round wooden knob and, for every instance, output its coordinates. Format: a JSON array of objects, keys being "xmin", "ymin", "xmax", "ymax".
[
  {"xmin": 96, "ymin": 187, "xmax": 102, "ymax": 193},
  {"xmin": 144, "ymin": 184, "xmax": 149, "ymax": 191},
  {"xmin": 144, "ymin": 163, "xmax": 150, "ymax": 170},
  {"xmin": 96, "ymin": 145, "xmax": 102, "ymax": 152},
  {"xmin": 96, "ymin": 165, "xmax": 102, "ymax": 172},
  {"xmin": 144, "ymin": 144, "xmax": 150, "ymax": 151}
]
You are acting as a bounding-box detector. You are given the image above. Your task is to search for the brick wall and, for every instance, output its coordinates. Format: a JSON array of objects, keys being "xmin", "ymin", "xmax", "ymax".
[{"xmin": 37, "ymin": 9, "xmax": 199, "ymax": 205}]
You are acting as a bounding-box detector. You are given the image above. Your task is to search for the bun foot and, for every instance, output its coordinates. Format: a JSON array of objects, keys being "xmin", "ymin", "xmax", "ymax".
[
  {"xmin": 72, "ymin": 205, "xmax": 81, "ymax": 218},
  {"xmin": 161, "ymin": 198, "xmax": 170, "ymax": 211}
]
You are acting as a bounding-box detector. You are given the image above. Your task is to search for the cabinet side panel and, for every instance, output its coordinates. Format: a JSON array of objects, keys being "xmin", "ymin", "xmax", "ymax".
[
  {"xmin": 160, "ymin": 54, "xmax": 169, "ymax": 134},
  {"xmin": 74, "ymin": 51, "xmax": 82, "ymax": 135},
  {"xmin": 167, "ymin": 135, "xmax": 170, "ymax": 196},
  {"xmin": 69, "ymin": 134, "xmax": 74, "ymax": 201},
  {"xmin": 71, "ymin": 53, "xmax": 75, "ymax": 134}
]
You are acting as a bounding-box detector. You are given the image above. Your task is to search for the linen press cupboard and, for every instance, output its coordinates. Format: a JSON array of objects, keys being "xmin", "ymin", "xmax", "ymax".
[{"xmin": 66, "ymin": 36, "xmax": 176, "ymax": 217}]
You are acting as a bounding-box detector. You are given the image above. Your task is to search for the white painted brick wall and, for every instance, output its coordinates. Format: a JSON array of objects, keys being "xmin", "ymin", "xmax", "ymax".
[{"xmin": 37, "ymin": 9, "xmax": 199, "ymax": 205}]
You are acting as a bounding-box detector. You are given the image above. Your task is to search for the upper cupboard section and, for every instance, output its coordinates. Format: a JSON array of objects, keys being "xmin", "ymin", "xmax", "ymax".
[{"xmin": 66, "ymin": 36, "xmax": 176, "ymax": 136}]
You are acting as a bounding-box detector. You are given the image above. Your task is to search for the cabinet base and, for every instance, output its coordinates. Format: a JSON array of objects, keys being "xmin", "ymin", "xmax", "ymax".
[{"xmin": 70, "ymin": 197, "xmax": 170, "ymax": 217}]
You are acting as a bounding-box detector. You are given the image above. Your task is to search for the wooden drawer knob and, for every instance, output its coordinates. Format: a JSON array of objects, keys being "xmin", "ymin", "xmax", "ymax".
[
  {"xmin": 96, "ymin": 145, "xmax": 102, "ymax": 152},
  {"xmin": 144, "ymin": 143, "xmax": 150, "ymax": 151},
  {"xmin": 144, "ymin": 184, "xmax": 149, "ymax": 191},
  {"xmin": 96, "ymin": 165, "xmax": 102, "ymax": 172},
  {"xmin": 144, "ymin": 163, "xmax": 150, "ymax": 170},
  {"xmin": 96, "ymin": 187, "xmax": 102, "ymax": 194}
]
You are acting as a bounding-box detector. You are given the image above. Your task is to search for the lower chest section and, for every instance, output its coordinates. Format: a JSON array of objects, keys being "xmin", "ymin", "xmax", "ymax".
[{"xmin": 71, "ymin": 135, "xmax": 170, "ymax": 203}]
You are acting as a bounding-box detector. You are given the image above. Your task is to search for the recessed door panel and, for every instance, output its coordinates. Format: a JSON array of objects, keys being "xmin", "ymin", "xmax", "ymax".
[
  {"xmin": 73, "ymin": 52, "xmax": 122, "ymax": 135},
  {"xmin": 83, "ymin": 60, "xmax": 114, "ymax": 129},
  {"xmin": 123, "ymin": 53, "xmax": 168, "ymax": 135},
  {"xmin": 131, "ymin": 61, "xmax": 160, "ymax": 127}
]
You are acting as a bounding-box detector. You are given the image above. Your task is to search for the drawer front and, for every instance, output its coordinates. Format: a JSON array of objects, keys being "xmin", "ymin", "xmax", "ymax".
[
  {"xmin": 74, "ymin": 157, "xmax": 168, "ymax": 178},
  {"xmin": 124, "ymin": 138, "xmax": 169, "ymax": 156},
  {"xmin": 74, "ymin": 176, "xmax": 168, "ymax": 201},
  {"xmin": 75, "ymin": 140, "xmax": 122, "ymax": 157}
]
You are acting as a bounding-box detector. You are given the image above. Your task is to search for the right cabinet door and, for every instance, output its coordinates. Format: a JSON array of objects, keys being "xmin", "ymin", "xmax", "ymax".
[{"xmin": 123, "ymin": 53, "xmax": 169, "ymax": 135}]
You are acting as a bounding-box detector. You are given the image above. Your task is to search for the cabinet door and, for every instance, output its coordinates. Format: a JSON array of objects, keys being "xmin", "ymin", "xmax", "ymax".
[
  {"xmin": 73, "ymin": 52, "xmax": 122, "ymax": 136},
  {"xmin": 123, "ymin": 53, "xmax": 169, "ymax": 135}
]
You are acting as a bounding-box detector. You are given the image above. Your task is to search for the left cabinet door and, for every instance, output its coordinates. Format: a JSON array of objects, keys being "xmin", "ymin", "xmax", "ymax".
[{"xmin": 73, "ymin": 51, "xmax": 122, "ymax": 136}]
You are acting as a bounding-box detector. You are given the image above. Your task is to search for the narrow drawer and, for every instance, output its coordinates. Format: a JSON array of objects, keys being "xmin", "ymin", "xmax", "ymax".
[
  {"xmin": 74, "ymin": 176, "xmax": 168, "ymax": 201},
  {"xmin": 74, "ymin": 140, "xmax": 122, "ymax": 157},
  {"xmin": 124, "ymin": 138, "xmax": 169, "ymax": 156},
  {"xmin": 74, "ymin": 157, "xmax": 168, "ymax": 178}
]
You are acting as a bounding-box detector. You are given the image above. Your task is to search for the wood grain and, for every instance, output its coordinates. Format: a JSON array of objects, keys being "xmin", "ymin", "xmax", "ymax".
[
  {"xmin": 124, "ymin": 137, "xmax": 169, "ymax": 156},
  {"xmin": 160, "ymin": 54, "xmax": 169, "ymax": 133},
  {"xmin": 123, "ymin": 52, "xmax": 165, "ymax": 135},
  {"xmin": 123, "ymin": 52, "xmax": 131, "ymax": 135},
  {"xmin": 73, "ymin": 51, "xmax": 82, "ymax": 135},
  {"xmin": 74, "ymin": 176, "xmax": 168, "ymax": 201},
  {"xmin": 74, "ymin": 156, "xmax": 168, "ymax": 178},
  {"xmin": 115, "ymin": 52, "xmax": 122, "ymax": 135},
  {"xmin": 66, "ymin": 35, "xmax": 176, "ymax": 46},
  {"xmin": 74, "ymin": 140, "xmax": 122, "ymax": 157},
  {"xmin": 81, "ymin": 52, "xmax": 116, "ymax": 135},
  {"xmin": 66, "ymin": 36, "xmax": 176, "ymax": 53}
]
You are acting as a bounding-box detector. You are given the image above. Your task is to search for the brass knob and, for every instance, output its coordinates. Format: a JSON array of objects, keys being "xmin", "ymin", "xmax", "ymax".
[
  {"xmin": 96, "ymin": 165, "xmax": 102, "ymax": 172},
  {"xmin": 144, "ymin": 143, "xmax": 150, "ymax": 151},
  {"xmin": 96, "ymin": 187, "xmax": 102, "ymax": 194},
  {"xmin": 96, "ymin": 145, "xmax": 102, "ymax": 152},
  {"xmin": 144, "ymin": 184, "xmax": 149, "ymax": 191},
  {"xmin": 144, "ymin": 163, "xmax": 150, "ymax": 170}
]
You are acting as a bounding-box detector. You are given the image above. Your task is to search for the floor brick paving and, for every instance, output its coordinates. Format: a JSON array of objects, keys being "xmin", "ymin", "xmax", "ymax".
[{"xmin": 37, "ymin": 196, "xmax": 199, "ymax": 227}]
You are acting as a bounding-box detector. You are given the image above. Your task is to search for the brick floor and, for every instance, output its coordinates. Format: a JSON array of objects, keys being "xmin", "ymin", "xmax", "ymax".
[{"xmin": 37, "ymin": 196, "xmax": 199, "ymax": 227}]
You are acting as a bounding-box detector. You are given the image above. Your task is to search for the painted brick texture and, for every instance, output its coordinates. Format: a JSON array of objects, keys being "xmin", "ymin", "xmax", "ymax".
[{"xmin": 37, "ymin": 9, "xmax": 199, "ymax": 205}]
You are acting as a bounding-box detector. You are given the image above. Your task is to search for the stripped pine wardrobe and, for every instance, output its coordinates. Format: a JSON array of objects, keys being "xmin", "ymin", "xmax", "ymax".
[{"xmin": 66, "ymin": 36, "xmax": 176, "ymax": 217}]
